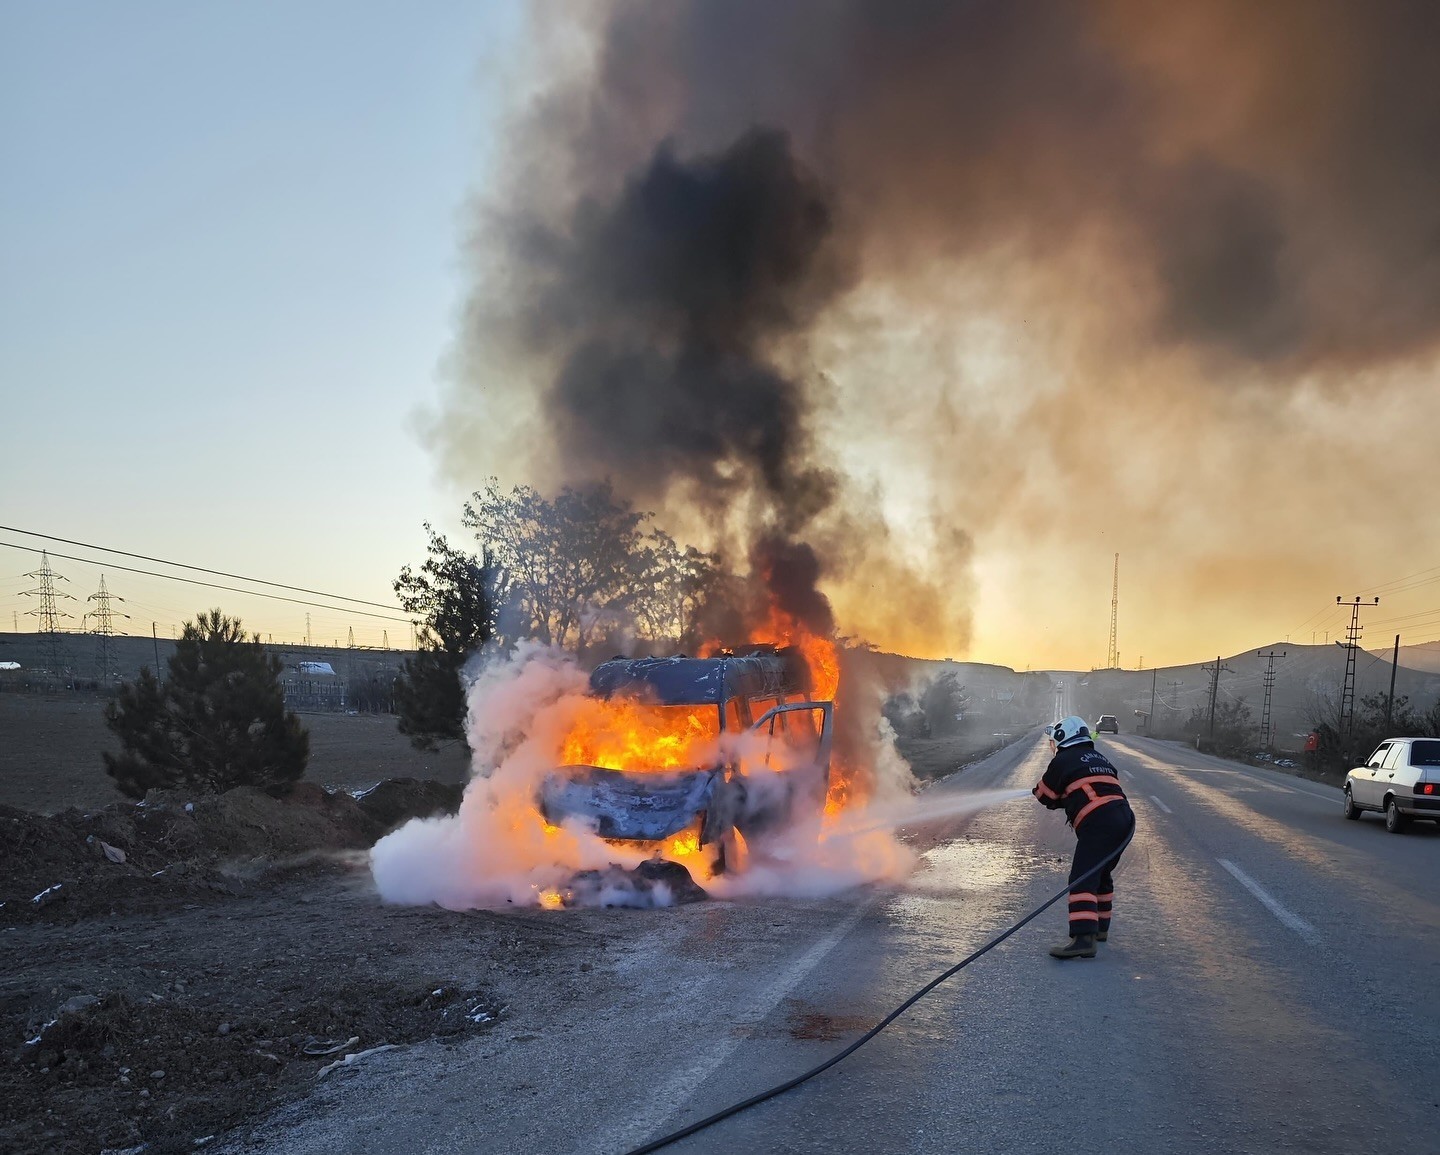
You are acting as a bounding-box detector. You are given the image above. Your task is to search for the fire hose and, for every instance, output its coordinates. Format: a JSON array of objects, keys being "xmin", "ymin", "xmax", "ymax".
[{"xmin": 623, "ymin": 817, "xmax": 1135, "ymax": 1155}]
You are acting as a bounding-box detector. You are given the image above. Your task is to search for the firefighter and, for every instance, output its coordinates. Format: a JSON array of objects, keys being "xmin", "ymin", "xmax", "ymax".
[{"xmin": 1033, "ymin": 716, "xmax": 1135, "ymax": 959}]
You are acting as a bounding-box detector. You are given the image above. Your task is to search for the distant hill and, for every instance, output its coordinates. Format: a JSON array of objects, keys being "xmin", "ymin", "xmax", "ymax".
[
  {"xmin": 1365, "ymin": 640, "xmax": 1440, "ymax": 674},
  {"xmin": 1066, "ymin": 643, "xmax": 1440, "ymax": 750}
]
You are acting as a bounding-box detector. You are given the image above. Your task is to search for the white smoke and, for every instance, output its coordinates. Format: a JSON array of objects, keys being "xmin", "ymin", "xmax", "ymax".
[{"xmin": 370, "ymin": 643, "xmax": 1012, "ymax": 909}]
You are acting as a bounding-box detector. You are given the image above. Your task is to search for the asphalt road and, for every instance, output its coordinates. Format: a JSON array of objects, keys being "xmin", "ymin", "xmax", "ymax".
[{"xmin": 228, "ymin": 734, "xmax": 1440, "ymax": 1155}]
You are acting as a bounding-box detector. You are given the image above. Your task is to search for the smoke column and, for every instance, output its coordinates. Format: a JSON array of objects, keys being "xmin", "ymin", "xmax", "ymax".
[{"xmin": 435, "ymin": 0, "xmax": 1440, "ymax": 665}]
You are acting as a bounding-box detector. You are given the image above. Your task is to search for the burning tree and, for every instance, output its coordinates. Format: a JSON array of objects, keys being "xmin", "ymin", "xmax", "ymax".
[{"xmin": 103, "ymin": 610, "xmax": 308, "ymax": 798}]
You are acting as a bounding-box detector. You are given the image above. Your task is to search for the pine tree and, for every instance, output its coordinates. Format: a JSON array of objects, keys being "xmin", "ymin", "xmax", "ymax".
[{"xmin": 104, "ymin": 609, "xmax": 309, "ymax": 798}]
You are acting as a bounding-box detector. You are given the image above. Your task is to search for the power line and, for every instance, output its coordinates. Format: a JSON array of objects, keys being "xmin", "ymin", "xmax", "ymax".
[
  {"xmin": 0, "ymin": 541, "xmax": 413, "ymax": 625},
  {"xmin": 0, "ymin": 525, "xmax": 401, "ymax": 613}
]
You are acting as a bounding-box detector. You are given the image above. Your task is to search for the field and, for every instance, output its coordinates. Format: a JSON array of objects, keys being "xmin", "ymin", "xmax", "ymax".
[{"xmin": 0, "ymin": 695, "xmax": 469, "ymax": 814}]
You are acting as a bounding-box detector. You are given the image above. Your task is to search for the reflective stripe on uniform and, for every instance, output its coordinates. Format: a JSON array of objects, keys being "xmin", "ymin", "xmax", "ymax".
[
  {"xmin": 1062, "ymin": 774, "xmax": 1122, "ymax": 798},
  {"xmin": 1073, "ymin": 793, "xmax": 1125, "ymax": 829}
]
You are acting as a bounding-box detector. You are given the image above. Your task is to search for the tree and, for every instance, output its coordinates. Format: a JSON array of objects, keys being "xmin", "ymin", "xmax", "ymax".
[
  {"xmin": 392, "ymin": 526, "xmax": 506, "ymax": 750},
  {"xmin": 104, "ymin": 610, "xmax": 308, "ymax": 799},
  {"xmin": 463, "ymin": 479, "xmax": 724, "ymax": 656},
  {"xmin": 920, "ymin": 671, "xmax": 969, "ymax": 737},
  {"xmin": 1185, "ymin": 697, "xmax": 1254, "ymax": 753}
]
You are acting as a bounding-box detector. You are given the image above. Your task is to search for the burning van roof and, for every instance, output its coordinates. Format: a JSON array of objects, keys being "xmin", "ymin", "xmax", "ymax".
[{"xmin": 588, "ymin": 652, "xmax": 810, "ymax": 705}]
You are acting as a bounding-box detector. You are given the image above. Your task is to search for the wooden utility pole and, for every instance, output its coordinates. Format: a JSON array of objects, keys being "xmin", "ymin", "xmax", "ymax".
[
  {"xmin": 1386, "ymin": 634, "xmax": 1400, "ymax": 728},
  {"xmin": 1148, "ymin": 669, "xmax": 1158, "ymax": 733},
  {"xmin": 1203, "ymin": 656, "xmax": 1233, "ymax": 737}
]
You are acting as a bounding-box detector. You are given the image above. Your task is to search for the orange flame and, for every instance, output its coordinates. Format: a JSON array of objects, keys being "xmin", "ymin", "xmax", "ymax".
[{"xmin": 559, "ymin": 698, "xmax": 719, "ymax": 773}]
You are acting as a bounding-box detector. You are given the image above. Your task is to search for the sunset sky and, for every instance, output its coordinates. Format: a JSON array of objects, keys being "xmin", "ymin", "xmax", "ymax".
[{"xmin": 4, "ymin": 2, "xmax": 1439, "ymax": 671}]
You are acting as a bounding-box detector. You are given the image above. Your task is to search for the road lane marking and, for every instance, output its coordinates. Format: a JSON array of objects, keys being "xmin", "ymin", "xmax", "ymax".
[
  {"xmin": 1217, "ymin": 859, "xmax": 1320, "ymax": 945},
  {"xmin": 1237, "ymin": 778, "xmax": 1292, "ymax": 794},
  {"xmin": 577, "ymin": 901, "xmax": 874, "ymax": 1155},
  {"xmin": 1149, "ymin": 795, "xmax": 1173, "ymax": 814}
]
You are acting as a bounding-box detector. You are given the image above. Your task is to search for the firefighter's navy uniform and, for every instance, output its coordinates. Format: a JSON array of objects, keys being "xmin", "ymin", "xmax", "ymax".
[{"xmin": 1033, "ymin": 739, "xmax": 1134, "ymax": 942}]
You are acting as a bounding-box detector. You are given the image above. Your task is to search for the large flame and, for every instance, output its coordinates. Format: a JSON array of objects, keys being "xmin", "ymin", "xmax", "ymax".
[{"xmin": 559, "ymin": 699, "xmax": 720, "ymax": 773}]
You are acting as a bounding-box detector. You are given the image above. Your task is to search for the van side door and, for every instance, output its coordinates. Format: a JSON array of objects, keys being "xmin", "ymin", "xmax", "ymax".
[{"xmin": 750, "ymin": 702, "xmax": 835, "ymax": 781}]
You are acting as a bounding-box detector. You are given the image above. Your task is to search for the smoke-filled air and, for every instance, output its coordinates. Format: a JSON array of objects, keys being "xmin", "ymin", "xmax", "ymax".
[{"xmin": 432, "ymin": 0, "xmax": 1440, "ymax": 668}]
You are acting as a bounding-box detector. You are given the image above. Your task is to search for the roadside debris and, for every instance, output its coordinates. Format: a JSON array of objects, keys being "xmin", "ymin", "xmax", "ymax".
[
  {"xmin": 301, "ymin": 1036, "xmax": 360, "ymax": 1057},
  {"xmin": 316, "ymin": 1044, "xmax": 399, "ymax": 1079}
]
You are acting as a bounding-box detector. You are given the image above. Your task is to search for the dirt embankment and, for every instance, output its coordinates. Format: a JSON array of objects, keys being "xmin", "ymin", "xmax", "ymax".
[{"xmin": 0, "ymin": 778, "xmax": 529, "ymax": 1155}]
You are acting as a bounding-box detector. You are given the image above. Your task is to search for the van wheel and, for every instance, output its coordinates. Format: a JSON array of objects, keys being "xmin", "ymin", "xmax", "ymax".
[
  {"xmin": 1343, "ymin": 789, "xmax": 1361, "ymax": 821},
  {"xmin": 1385, "ymin": 797, "xmax": 1409, "ymax": 834}
]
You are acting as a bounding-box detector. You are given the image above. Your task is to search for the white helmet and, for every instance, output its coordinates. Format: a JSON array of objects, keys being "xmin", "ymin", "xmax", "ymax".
[{"xmin": 1050, "ymin": 715, "xmax": 1092, "ymax": 748}]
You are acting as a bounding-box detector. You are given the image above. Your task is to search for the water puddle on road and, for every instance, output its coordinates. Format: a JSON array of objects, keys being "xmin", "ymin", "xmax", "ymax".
[{"xmin": 888, "ymin": 839, "xmax": 1039, "ymax": 925}]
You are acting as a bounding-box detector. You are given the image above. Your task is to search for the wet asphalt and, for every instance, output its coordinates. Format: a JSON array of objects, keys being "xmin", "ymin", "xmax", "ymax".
[{"xmin": 224, "ymin": 734, "xmax": 1440, "ymax": 1154}]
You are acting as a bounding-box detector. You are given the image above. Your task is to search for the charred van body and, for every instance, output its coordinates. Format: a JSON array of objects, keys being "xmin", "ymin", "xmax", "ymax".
[{"xmin": 538, "ymin": 650, "xmax": 834, "ymax": 873}]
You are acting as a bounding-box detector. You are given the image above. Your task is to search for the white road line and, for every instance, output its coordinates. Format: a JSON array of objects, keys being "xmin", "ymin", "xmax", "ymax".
[
  {"xmin": 577, "ymin": 901, "xmax": 873, "ymax": 1155},
  {"xmin": 1217, "ymin": 859, "xmax": 1320, "ymax": 945},
  {"xmin": 1149, "ymin": 795, "xmax": 1173, "ymax": 814},
  {"xmin": 1239, "ymin": 778, "xmax": 1291, "ymax": 794}
]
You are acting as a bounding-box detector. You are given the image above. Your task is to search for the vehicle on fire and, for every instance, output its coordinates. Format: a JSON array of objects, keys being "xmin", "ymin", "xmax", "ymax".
[{"xmin": 538, "ymin": 650, "xmax": 834, "ymax": 874}]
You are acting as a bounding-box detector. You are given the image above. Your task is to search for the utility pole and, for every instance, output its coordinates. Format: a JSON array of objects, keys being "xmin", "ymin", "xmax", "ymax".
[
  {"xmin": 1106, "ymin": 553, "xmax": 1119, "ymax": 670},
  {"xmin": 151, "ymin": 622, "xmax": 162, "ymax": 678},
  {"xmin": 1336, "ymin": 596, "xmax": 1379, "ymax": 737},
  {"xmin": 86, "ymin": 574, "xmax": 129, "ymax": 685},
  {"xmin": 1386, "ymin": 634, "xmax": 1400, "ymax": 729},
  {"xmin": 1259, "ymin": 649, "xmax": 1286, "ymax": 750},
  {"xmin": 1148, "ymin": 668, "xmax": 1158, "ymax": 733},
  {"xmin": 1160, "ymin": 679, "xmax": 1185, "ymax": 734},
  {"xmin": 20, "ymin": 550, "xmax": 74, "ymax": 676},
  {"xmin": 1202, "ymin": 656, "xmax": 1233, "ymax": 737}
]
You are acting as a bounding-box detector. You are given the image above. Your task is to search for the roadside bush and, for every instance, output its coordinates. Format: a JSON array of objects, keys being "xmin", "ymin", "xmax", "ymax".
[
  {"xmin": 103, "ymin": 610, "xmax": 309, "ymax": 799},
  {"xmin": 1185, "ymin": 697, "xmax": 1254, "ymax": 754}
]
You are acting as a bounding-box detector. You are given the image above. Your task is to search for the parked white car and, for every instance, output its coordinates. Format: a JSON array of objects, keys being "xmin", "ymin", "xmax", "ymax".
[{"xmin": 1343, "ymin": 737, "xmax": 1440, "ymax": 833}]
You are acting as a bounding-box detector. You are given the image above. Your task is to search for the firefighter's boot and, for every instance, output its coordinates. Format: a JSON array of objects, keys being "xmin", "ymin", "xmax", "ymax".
[{"xmin": 1049, "ymin": 934, "xmax": 1097, "ymax": 960}]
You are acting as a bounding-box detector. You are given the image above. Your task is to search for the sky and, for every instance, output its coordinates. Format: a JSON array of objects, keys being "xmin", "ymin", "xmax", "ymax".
[
  {"xmin": 4, "ymin": 2, "xmax": 1440, "ymax": 672},
  {"xmin": 0, "ymin": 1, "xmax": 526, "ymax": 649}
]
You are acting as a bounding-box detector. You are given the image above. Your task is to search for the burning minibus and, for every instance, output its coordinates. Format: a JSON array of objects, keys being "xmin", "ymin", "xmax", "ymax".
[{"xmin": 538, "ymin": 648, "xmax": 834, "ymax": 876}]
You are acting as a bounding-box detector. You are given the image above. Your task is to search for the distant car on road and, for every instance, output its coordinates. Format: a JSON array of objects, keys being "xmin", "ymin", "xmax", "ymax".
[
  {"xmin": 1343, "ymin": 737, "xmax": 1440, "ymax": 833},
  {"xmin": 1095, "ymin": 714, "xmax": 1119, "ymax": 734}
]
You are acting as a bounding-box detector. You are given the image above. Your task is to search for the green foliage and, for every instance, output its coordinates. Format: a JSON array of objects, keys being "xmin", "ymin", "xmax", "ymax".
[
  {"xmin": 103, "ymin": 610, "xmax": 309, "ymax": 799},
  {"xmin": 392, "ymin": 527, "xmax": 505, "ymax": 751}
]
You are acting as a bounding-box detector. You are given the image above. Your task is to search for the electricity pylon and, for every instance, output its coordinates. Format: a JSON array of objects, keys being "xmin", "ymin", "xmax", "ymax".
[
  {"xmin": 86, "ymin": 574, "xmax": 129, "ymax": 685},
  {"xmin": 21, "ymin": 551, "xmax": 74, "ymax": 675},
  {"xmin": 1106, "ymin": 554, "xmax": 1119, "ymax": 669}
]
